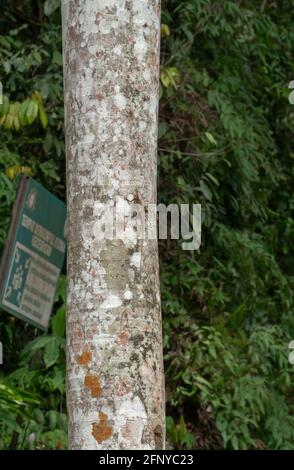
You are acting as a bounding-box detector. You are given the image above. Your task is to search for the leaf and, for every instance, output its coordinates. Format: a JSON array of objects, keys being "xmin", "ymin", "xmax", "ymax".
[
  {"xmin": 52, "ymin": 305, "xmax": 66, "ymax": 338},
  {"xmin": 205, "ymin": 131, "xmax": 217, "ymax": 145},
  {"xmin": 3, "ymin": 61, "xmax": 11, "ymax": 74},
  {"xmin": 160, "ymin": 70, "xmax": 170, "ymax": 88},
  {"xmin": 160, "ymin": 67, "xmax": 180, "ymax": 89},
  {"xmin": 40, "ymin": 160, "xmax": 61, "ymax": 182},
  {"xmin": 44, "ymin": 337, "xmax": 60, "ymax": 368},
  {"xmin": 0, "ymin": 95, "xmax": 9, "ymax": 116},
  {"xmin": 4, "ymin": 114, "xmax": 13, "ymax": 129},
  {"xmin": 40, "ymin": 82, "xmax": 50, "ymax": 99},
  {"xmin": 0, "ymin": 380, "xmax": 40, "ymax": 424},
  {"xmin": 55, "ymin": 275, "xmax": 67, "ymax": 302},
  {"xmin": 19, "ymin": 99, "xmax": 30, "ymax": 125},
  {"xmin": 5, "ymin": 165, "xmax": 32, "ymax": 180},
  {"xmin": 44, "ymin": 0, "xmax": 60, "ymax": 16},
  {"xmin": 13, "ymin": 114, "xmax": 20, "ymax": 130},
  {"xmin": 43, "ymin": 131, "xmax": 54, "ymax": 153},
  {"xmin": 158, "ymin": 121, "xmax": 168, "ymax": 139},
  {"xmin": 161, "ymin": 24, "xmax": 171, "ymax": 37},
  {"xmin": 52, "ymin": 50, "xmax": 63, "ymax": 66},
  {"xmin": 39, "ymin": 105, "xmax": 48, "ymax": 129},
  {"xmin": 198, "ymin": 180, "xmax": 212, "ymax": 201},
  {"xmin": 34, "ymin": 50, "xmax": 42, "ymax": 64},
  {"xmin": 44, "ymin": 368, "xmax": 65, "ymax": 393},
  {"xmin": 20, "ymin": 335, "xmax": 53, "ymax": 364},
  {"xmin": 205, "ymin": 172, "xmax": 220, "ymax": 186},
  {"xmin": 26, "ymin": 100, "xmax": 39, "ymax": 125},
  {"xmin": 231, "ymin": 435, "xmax": 239, "ymax": 450},
  {"xmin": 48, "ymin": 410, "xmax": 58, "ymax": 430}
]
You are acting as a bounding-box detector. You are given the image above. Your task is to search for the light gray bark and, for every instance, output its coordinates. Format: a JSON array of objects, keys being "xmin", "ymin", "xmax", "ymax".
[{"xmin": 62, "ymin": 0, "xmax": 165, "ymax": 450}]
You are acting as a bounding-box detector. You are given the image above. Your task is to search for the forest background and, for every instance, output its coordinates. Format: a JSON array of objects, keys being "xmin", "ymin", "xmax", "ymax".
[{"xmin": 0, "ymin": 0, "xmax": 293, "ymax": 450}]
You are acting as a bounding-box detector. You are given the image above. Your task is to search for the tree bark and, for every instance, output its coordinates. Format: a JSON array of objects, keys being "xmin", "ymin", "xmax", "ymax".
[{"xmin": 62, "ymin": 0, "xmax": 165, "ymax": 450}]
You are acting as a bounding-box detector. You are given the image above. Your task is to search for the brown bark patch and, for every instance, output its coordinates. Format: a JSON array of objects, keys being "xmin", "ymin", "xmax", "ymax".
[
  {"xmin": 114, "ymin": 378, "xmax": 131, "ymax": 396},
  {"xmin": 100, "ymin": 241, "xmax": 129, "ymax": 293},
  {"xmin": 77, "ymin": 350, "xmax": 92, "ymax": 366},
  {"xmin": 84, "ymin": 373, "xmax": 101, "ymax": 397},
  {"xmin": 92, "ymin": 412, "xmax": 113, "ymax": 443},
  {"xmin": 95, "ymin": 12, "xmax": 102, "ymax": 25},
  {"xmin": 117, "ymin": 331, "xmax": 129, "ymax": 346},
  {"xmin": 153, "ymin": 424, "xmax": 164, "ymax": 449},
  {"xmin": 121, "ymin": 419, "xmax": 142, "ymax": 446}
]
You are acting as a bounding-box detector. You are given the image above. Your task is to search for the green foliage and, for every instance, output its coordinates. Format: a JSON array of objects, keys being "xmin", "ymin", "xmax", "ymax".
[
  {"xmin": 166, "ymin": 415, "xmax": 194, "ymax": 449},
  {"xmin": 0, "ymin": 274, "xmax": 67, "ymax": 449},
  {"xmin": 0, "ymin": 2, "xmax": 66, "ymax": 448},
  {"xmin": 0, "ymin": 92, "xmax": 48, "ymax": 130},
  {"xmin": 0, "ymin": 381, "xmax": 39, "ymax": 431},
  {"xmin": 0, "ymin": 0, "xmax": 293, "ymax": 450},
  {"xmin": 160, "ymin": 0, "xmax": 294, "ymax": 450}
]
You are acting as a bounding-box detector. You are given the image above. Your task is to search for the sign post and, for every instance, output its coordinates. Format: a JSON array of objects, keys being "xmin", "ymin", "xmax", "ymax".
[{"xmin": 0, "ymin": 176, "xmax": 66, "ymax": 330}]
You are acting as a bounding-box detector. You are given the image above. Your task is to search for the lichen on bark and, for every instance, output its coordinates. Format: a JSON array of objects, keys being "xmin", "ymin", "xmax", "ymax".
[{"xmin": 62, "ymin": 0, "xmax": 165, "ymax": 450}]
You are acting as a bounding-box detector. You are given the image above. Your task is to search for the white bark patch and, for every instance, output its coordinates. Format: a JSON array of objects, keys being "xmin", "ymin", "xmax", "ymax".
[
  {"xmin": 122, "ymin": 225, "xmax": 138, "ymax": 249},
  {"xmin": 134, "ymin": 35, "xmax": 148, "ymax": 60},
  {"xmin": 100, "ymin": 294, "xmax": 122, "ymax": 309},
  {"xmin": 143, "ymin": 69, "xmax": 151, "ymax": 81},
  {"xmin": 96, "ymin": 0, "xmax": 117, "ymax": 10},
  {"xmin": 113, "ymin": 93, "xmax": 127, "ymax": 110},
  {"xmin": 113, "ymin": 46, "xmax": 122, "ymax": 55},
  {"xmin": 130, "ymin": 252, "xmax": 141, "ymax": 269},
  {"xmin": 124, "ymin": 290, "xmax": 133, "ymax": 300},
  {"xmin": 118, "ymin": 396, "xmax": 148, "ymax": 419}
]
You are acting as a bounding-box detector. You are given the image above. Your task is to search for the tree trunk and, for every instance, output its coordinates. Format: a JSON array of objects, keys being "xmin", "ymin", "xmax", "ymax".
[{"xmin": 62, "ymin": 0, "xmax": 165, "ymax": 450}]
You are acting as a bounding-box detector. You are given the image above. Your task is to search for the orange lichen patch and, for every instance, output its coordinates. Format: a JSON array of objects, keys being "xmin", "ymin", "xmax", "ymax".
[
  {"xmin": 117, "ymin": 331, "xmax": 129, "ymax": 346},
  {"xmin": 77, "ymin": 350, "xmax": 92, "ymax": 366},
  {"xmin": 92, "ymin": 412, "xmax": 113, "ymax": 443},
  {"xmin": 84, "ymin": 373, "xmax": 101, "ymax": 397}
]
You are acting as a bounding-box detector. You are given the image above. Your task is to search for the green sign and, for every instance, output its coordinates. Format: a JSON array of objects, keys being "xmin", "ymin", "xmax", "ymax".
[{"xmin": 0, "ymin": 176, "xmax": 67, "ymax": 330}]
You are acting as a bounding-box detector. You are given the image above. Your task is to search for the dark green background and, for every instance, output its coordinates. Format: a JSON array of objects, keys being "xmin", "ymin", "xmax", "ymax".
[{"xmin": 0, "ymin": 0, "xmax": 293, "ymax": 450}]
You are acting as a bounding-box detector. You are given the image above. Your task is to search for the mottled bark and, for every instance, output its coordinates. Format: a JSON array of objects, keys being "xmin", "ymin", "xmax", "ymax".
[{"xmin": 62, "ymin": 0, "xmax": 165, "ymax": 450}]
